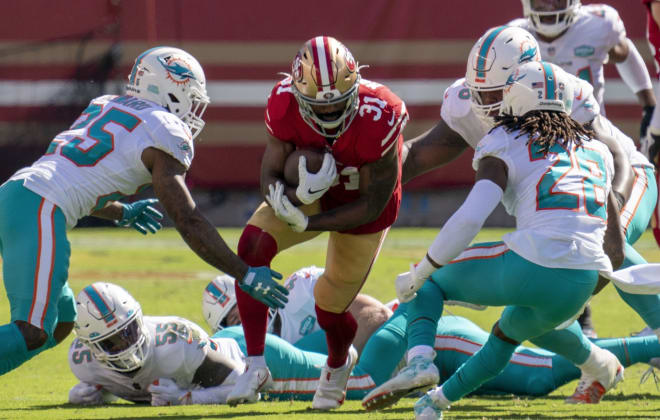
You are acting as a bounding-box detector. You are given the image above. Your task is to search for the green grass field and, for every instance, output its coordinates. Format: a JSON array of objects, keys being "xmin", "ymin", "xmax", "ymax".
[{"xmin": 1, "ymin": 227, "xmax": 660, "ymax": 419}]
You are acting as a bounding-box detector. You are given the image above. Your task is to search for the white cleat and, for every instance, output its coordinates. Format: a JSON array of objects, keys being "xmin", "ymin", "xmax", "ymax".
[
  {"xmin": 566, "ymin": 349, "xmax": 624, "ymax": 404},
  {"xmin": 226, "ymin": 362, "xmax": 272, "ymax": 406},
  {"xmin": 413, "ymin": 386, "xmax": 450, "ymax": 420},
  {"xmin": 362, "ymin": 354, "xmax": 439, "ymax": 411},
  {"xmin": 312, "ymin": 345, "xmax": 358, "ymax": 410}
]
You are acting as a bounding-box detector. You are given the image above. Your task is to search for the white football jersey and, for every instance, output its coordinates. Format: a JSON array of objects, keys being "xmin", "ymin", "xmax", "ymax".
[
  {"xmin": 597, "ymin": 116, "xmax": 653, "ymax": 169},
  {"xmin": 268, "ymin": 266, "xmax": 324, "ymax": 344},
  {"xmin": 69, "ymin": 316, "xmax": 244, "ymax": 402},
  {"xmin": 510, "ymin": 4, "xmax": 627, "ymax": 111},
  {"xmin": 10, "ymin": 95, "xmax": 194, "ymax": 228},
  {"xmin": 441, "ymin": 75, "xmax": 599, "ymax": 149},
  {"xmin": 473, "ymin": 127, "xmax": 614, "ymax": 272}
]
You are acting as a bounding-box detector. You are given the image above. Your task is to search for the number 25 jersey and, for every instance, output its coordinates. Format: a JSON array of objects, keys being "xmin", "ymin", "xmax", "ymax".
[
  {"xmin": 265, "ymin": 77, "xmax": 409, "ymax": 234},
  {"xmin": 9, "ymin": 95, "xmax": 193, "ymax": 228}
]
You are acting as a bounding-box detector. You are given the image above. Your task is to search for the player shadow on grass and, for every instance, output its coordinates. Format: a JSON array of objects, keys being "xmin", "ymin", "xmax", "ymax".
[{"xmin": 540, "ymin": 392, "xmax": 660, "ymax": 401}]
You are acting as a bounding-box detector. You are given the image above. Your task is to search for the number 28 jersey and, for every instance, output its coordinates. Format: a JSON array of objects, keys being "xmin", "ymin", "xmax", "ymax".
[
  {"xmin": 265, "ymin": 77, "xmax": 408, "ymax": 234},
  {"xmin": 10, "ymin": 95, "xmax": 194, "ymax": 228},
  {"xmin": 473, "ymin": 127, "xmax": 614, "ymax": 272}
]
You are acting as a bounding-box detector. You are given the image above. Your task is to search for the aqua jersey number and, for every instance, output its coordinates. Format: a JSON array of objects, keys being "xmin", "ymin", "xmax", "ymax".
[{"xmin": 532, "ymin": 142, "xmax": 607, "ymax": 219}]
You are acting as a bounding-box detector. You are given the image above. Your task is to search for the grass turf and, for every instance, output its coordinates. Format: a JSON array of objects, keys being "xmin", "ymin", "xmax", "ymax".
[{"xmin": 1, "ymin": 227, "xmax": 660, "ymax": 419}]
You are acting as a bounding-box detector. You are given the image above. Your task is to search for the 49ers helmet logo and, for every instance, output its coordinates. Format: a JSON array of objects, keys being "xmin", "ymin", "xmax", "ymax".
[
  {"xmin": 345, "ymin": 49, "xmax": 356, "ymax": 73},
  {"xmin": 157, "ymin": 55, "xmax": 197, "ymax": 85},
  {"xmin": 292, "ymin": 54, "xmax": 303, "ymax": 82}
]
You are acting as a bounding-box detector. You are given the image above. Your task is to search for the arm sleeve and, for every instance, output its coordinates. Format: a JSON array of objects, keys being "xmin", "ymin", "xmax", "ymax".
[
  {"xmin": 615, "ymin": 38, "xmax": 653, "ymax": 93},
  {"xmin": 426, "ymin": 179, "xmax": 504, "ymax": 266}
]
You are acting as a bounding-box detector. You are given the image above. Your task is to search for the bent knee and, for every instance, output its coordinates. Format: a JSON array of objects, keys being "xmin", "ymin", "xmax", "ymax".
[
  {"xmin": 54, "ymin": 321, "xmax": 74, "ymax": 344},
  {"xmin": 14, "ymin": 321, "xmax": 48, "ymax": 350}
]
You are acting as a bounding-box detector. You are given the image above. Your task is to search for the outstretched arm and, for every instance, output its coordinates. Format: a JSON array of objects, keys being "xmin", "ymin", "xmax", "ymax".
[{"xmin": 402, "ymin": 118, "xmax": 469, "ymax": 184}]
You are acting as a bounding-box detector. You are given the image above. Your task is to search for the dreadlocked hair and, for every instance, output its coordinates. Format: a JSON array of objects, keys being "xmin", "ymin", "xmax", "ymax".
[{"xmin": 492, "ymin": 110, "xmax": 594, "ymax": 155}]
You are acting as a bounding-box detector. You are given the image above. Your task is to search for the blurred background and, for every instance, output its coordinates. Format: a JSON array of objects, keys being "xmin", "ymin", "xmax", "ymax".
[{"xmin": 0, "ymin": 0, "xmax": 650, "ymax": 227}]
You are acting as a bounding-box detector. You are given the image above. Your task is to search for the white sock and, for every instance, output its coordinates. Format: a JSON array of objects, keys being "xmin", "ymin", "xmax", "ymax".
[
  {"xmin": 246, "ymin": 355, "xmax": 266, "ymax": 368},
  {"xmin": 429, "ymin": 385, "xmax": 452, "ymax": 408},
  {"xmin": 407, "ymin": 345, "xmax": 434, "ymax": 363}
]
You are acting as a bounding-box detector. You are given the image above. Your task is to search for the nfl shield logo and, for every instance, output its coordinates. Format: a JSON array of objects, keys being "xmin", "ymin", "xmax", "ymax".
[{"xmin": 547, "ymin": 46, "xmax": 556, "ymax": 57}]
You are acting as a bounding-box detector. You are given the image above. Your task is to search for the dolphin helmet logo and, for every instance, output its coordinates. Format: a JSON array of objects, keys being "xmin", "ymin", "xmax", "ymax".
[{"xmin": 157, "ymin": 55, "xmax": 197, "ymax": 85}]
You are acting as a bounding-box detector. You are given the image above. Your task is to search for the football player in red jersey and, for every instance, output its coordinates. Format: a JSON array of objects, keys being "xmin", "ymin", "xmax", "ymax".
[
  {"xmin": 227, "ymin": 36, "xmax": 408, "ymax": 410},
  {"xmin": 643, "ymin": 0, "xmax": 660, "ymax": 247}
]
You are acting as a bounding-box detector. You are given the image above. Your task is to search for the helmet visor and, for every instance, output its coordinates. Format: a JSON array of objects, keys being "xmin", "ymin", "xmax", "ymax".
[{"xmin": 98, "ymin": 319, "xmax": 141, "ymax": 355}]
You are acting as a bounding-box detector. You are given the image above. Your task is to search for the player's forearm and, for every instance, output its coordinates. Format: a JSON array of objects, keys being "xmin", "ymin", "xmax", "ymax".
[
  {"xmin": 174, "ymin": 212, "xmax": 248, "ymax": 279},
  {"xmin": 90, "ymin": 201, "xmax": 124, "ymax": 221},
  {"xmin": 402, "ymin": 129, "xmax": 467, "ymax": 184},
  {"xmin": 261, "ymin": 171, "xmax": 301, "ymax": 206},
  {"xmin": 603, "ymin": 191, "xmax": 625, "ymax": 269},
  {"xmin": 305, "ymin": 198, "xmax": 375, "ymax": 231}
]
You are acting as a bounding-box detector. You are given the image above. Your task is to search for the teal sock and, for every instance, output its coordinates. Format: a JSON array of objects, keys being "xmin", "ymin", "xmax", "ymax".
[
  {"xmin": 0, "ymin": 323, "xmax": 30, "ymax": 375},
  {"xmin": 530, "ymin": 321, "xmax": 591, "ymax": 365},
  {"xmin": 408, "ymin": 281, "xmax": 445, "ymax": 350},
  {"xmin": 443, "ymin": 333, "xmax": 517, "ymax": 402},
  {"xmin": 593, "ymin": 336, "xmax": 660, "ymax": 367},
  {"xmin": 358, "ymin": 303, "xmax": 409, "ymax": 385}
]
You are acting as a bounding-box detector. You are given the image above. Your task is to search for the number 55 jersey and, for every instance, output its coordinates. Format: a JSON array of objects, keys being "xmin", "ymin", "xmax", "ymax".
[
  {"xmin": 265, "ymin": 77, "xmax": 408, "ymax": 234},
  {"xmin": 473, "ymin": 127, "xmax": 614, "ymax": 272},
  {"xmin": 8, "ymin": 95, "xmax": 193, "ymax": 228}
]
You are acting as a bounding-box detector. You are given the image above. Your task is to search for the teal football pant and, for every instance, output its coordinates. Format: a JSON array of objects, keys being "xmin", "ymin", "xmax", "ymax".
[
  {"xmin": 406, "ymin": 242, "xmax": 597, "ymax": 402},
  {"xmin": 0, "ymin": 180, "xmax": 74, "ymax": 375}
]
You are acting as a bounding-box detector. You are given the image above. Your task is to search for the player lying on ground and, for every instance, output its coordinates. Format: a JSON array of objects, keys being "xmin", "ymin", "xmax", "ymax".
[
  {"xmin": 364, "ymin": 61, "xmax": 626, "ymax": 420},
  {"xmin": 203, "ymin": 266, "xmax": 392, "ymax": 356},
  {"xmin": 68, "ymin": 282, "xmax": 660, "ymax": 406},
  {"xmin": 0, "ymin": 46, "xmax": 284, "ymax": 377}
]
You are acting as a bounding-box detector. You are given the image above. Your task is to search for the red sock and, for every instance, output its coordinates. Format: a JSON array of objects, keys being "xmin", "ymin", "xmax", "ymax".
[
  {"xmin": 235, "ymin": 224, "xmax": 278, "ymax": 356},
  {"xmin": 315, "ymin": 305, "xmax": 357, "ymax": 368}
]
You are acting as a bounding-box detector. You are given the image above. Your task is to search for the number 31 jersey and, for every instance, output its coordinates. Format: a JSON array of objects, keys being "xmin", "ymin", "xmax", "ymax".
[
  {"xmin": 473, "ymin": 127, "xmax": 614, "ymax": 272},
  {"xmin": 265, "ymin": 77, "xmax": 408, "ymax": 234},
  {"xmin": 9, "ymin": 95, "xmax": 194, "ymax": 228}
]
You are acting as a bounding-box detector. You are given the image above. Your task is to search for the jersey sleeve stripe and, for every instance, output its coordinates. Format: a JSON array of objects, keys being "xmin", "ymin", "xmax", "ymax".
[{"xmin": 380, "ymin": 110, "xmax": 409, "ymax": 157}]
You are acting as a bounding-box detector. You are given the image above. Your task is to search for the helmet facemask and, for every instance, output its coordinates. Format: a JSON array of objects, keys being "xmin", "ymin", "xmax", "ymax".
[
  {"xmin": 80, "ymin": 309, "xmax": 151, "ymax": 373},
  {"xmin": 522, "ymin": 0, "xmax": 581, "ymax": 38}
]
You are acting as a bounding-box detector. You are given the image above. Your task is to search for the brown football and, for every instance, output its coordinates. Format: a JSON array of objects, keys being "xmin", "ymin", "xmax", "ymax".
[{"xmin": 283, "ymin": 148, "xmax": 326, "ymax": 186}]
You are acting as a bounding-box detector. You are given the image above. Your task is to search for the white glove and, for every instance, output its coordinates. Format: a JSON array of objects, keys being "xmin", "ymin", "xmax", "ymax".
[
  {"xmin": 395, "ymin": 263, "xmax": 429, "ymax": 303},
  {"xmin": 148, "ymin": 378, "xmax": 192, "ymax": 406},
  {"xmin": 296, "ymin": 153, "xmax": 337, "ymax": 205},
  {"xmin": 68, "ymin": 382, "xmax": 105, "ymax": 406},
  {"xmin": 266, "ymin": 182, "xmax": 308, "ymax": 232}
]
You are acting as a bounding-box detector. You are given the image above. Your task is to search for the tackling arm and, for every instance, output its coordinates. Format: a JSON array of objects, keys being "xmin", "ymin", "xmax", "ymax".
[
  {"xmin": 401, "ymin": 118, "xmax": 469, "ymax": 184},
  {"xmin": 143, "ymin": 147, "xmax": 249, "ymax": 280},
  {"xmin": 305, "ymin": 144, "xmax": 399, "ymax": 231}
]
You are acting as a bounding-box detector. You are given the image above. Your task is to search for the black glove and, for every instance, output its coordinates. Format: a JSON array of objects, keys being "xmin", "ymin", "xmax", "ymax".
[
  {"xmin": 640, "ymin": 105, "xmax": 655, "ymax": 140},
  {"xmin": 649, "ymin": 132, "xmax": 660, "ymax": 167}
]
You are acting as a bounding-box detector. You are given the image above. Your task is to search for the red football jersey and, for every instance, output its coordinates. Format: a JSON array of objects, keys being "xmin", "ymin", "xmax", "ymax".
[
  {"xmin": 265, "ymin": 77, "xmax": 408, "ymax": 234},
  {"xmin": 644, "ymin": 0, "xmax": 660, "ymax": 78}
]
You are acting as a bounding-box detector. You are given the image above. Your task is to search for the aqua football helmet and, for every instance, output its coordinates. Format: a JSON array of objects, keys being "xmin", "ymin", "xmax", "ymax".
[
  {"xmin": 521, "ymin": 0, "xmax": 581, "ymax": 38},
  {"xmin": 291, "ymin": 36, "xmax": 361, "ymax": 138},
  {"xmin": 465, "ymin": 26, "xmax": 541, "ymax": 126},
  {"xmin": 202, "ymin": 275, "xmax": 237, "ymax": 333},
  {"xmin": 74, "ymin": 283, "xmax": 151, "ymax": 373},
  {"xmin": 501, "ymin": 61, "xmax": 573, "ymax": 117},
  {"xmin": 125, "ymin": 46, "xmax": 210, "ymax": 140}
]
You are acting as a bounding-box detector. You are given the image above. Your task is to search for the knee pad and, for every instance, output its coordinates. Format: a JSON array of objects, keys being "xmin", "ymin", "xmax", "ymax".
[{"xmin": 237, "ymin": 224, "xmax": 278, "ymax": 267}]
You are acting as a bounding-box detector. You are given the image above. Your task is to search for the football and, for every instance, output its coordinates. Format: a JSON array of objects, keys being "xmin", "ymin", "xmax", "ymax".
[{"xmin": 283, "ymin": 148, "xmax": 326, "ymax": 186}]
